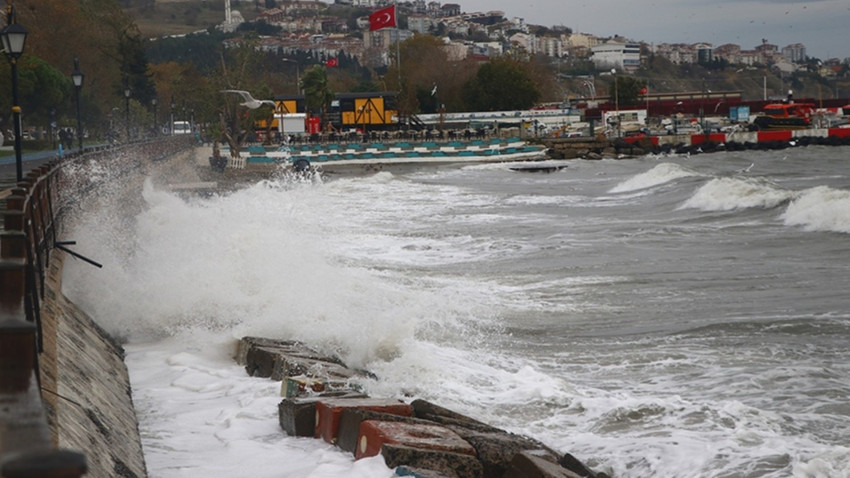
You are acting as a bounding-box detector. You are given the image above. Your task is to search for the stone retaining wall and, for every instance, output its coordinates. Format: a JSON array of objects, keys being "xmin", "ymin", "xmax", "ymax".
[{"xmin": 39, "ymin": 249, "xmax": 147, "ymax": 478}]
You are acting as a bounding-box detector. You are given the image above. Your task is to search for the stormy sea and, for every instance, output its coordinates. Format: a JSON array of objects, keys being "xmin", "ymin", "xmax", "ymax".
[{"xmin": 57, "ymin": 145, "xmax": 850, "ymax": 477}]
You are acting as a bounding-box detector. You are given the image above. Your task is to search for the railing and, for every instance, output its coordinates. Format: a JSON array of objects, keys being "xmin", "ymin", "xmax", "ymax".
[
  {"xmin": 0, "ymin": 158, "xmax": 87, "ymax": 477},
  {"xmin": 0, "ymin": 137, "xmax": 194, "ymax": 477}
]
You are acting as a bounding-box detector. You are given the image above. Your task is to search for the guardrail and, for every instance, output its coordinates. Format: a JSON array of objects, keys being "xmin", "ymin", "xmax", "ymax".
[{"xmin": 0, "ymin": 137, "xmax": 194, "ymax": 477}]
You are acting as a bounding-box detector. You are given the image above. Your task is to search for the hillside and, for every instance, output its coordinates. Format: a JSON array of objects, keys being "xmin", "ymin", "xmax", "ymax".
[
  {"xmin": 124, "ymin": 0, "xmax": 258, "ymax": 37},
  {"xmin": 125, "ymin": 0, "xmax": 848, "ymax": 103}
]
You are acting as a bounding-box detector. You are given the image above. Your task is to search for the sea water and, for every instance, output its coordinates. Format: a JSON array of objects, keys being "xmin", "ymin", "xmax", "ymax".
[{"xmin": 61, "ymin": 145, "xmax": 850, "ymax": 477}]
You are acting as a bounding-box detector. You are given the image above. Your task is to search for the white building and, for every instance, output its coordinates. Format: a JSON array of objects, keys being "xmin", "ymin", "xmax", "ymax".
[{"xmin": 591, "ymin": 42, "xmax": 641, "ymax": 72}]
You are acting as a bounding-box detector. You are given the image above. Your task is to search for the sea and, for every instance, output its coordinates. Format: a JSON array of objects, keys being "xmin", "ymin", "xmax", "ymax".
[{"xmin": 48, "ymin": 144, "xmax": 850, "ymax": 477}]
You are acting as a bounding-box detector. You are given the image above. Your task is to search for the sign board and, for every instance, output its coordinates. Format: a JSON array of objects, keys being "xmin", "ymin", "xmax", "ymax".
[
  {"xmin": 730, "ymin": 106, "xmax": 750, "ymax": 122},
  {"xmin": 275, "ymin": 113, "xmax": 306, "ymax": 134}
]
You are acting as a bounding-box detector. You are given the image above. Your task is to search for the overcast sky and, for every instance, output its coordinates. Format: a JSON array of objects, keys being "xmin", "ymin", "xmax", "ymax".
[{"xmin": 457, "ymin": 0, "xmax": 849, "ymax": 60}]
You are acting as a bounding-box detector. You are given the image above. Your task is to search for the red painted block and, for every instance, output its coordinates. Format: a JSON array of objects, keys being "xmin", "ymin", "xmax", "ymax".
[
  {"xmin": 757, "ymin": 130, "xmax": 792, "ymax": 142},
  {"xmin": 355, "ymin": 420, "xmax": 476, "ymax": 460},
  {"xmin": 828, "ymin": 128, "xmax": 850, "ymax": 139},
  {"xmin": 314, "ymin": 398, "xmax": 412, "ymax": 444},
  {"xmin": 690, "ymin": 133, "xmax": 726, "ymax": 146}
]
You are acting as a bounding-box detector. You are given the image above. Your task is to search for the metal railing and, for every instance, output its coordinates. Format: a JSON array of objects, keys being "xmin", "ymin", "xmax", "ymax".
[{"xmin": 0, "ymin": 158, "xmax": 87, "ymax": 477}]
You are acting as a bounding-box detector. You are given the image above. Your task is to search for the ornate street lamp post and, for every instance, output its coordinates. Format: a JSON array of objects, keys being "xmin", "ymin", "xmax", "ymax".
[
  {"xmin": 611, "ymin": 68, "xmax": 620, "ymax": 139},
  {"xmin": 1, "ymin": 9, "xmax": 28, "ymax": 181},
  {"xmin": 71, "ymin": 58, "xmax": 84, "ymax": 151},
  {"xmin": 152, "ymin": 98, "xmax": 158, "ymax": 136},
  {"xmin": 124, "ymin": 85, "xmax": 131, "ymax": 140}
]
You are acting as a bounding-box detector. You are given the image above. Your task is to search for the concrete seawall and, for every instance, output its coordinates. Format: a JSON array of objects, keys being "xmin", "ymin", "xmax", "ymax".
[
  {"xmin": 39, "ymin": 249, "xmax": 147, "ymax": 478},
  {"xmin": 2, "ymin": 139, "xmax": 194, "ymax": 477}
]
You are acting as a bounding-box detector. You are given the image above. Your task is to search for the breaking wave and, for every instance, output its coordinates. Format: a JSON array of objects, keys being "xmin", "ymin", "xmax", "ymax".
[
  {"xmin": 783, "ymin": 185, "xmax": 850, "ymax": 234},
  {"xmin": 609, "ymin": 162, "xmax": 702, "ymax": 193},
  {"xmin": 681, "ymin": 177, "xmax": 793, "ymax": 211}
]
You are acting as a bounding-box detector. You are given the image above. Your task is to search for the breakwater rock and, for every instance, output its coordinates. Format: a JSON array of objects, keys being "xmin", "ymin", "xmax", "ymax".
[
  {"xmin": 237, "ymin": 336, "xmax": 609, "ymax": 478},
  {"xmin": 539, "ymin": 128, "xmax": 850, "ymax": 160}
]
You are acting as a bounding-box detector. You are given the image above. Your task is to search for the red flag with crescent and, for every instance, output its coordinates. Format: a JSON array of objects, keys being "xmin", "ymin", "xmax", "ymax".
[
  {"xmin": 325, "ymin": 58, "xmax": 338, "ymax": 67},
  {"xmin": 369, "ymin": 5, "xmax": 396, "ymax": 31}
]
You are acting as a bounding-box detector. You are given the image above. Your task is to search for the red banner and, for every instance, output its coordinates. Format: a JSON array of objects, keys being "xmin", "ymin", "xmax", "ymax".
[
  {"xmin": 325, "ymin": 58, "xmax": 338, "ymax": 67},
  {"xmin": 369, "ymin": 5, "xmax": 396, "ymax": 31}
]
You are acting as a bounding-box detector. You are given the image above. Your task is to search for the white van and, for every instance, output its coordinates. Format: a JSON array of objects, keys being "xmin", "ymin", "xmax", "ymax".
[{"xmin": 173, "ymin": 121, "xmax": 191, "ymax": 135}]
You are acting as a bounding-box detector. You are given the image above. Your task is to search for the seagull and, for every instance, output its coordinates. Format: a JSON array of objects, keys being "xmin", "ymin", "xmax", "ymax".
[
  {"xmin": 220, "ymin": 90, "xmax": 276, "ymax": 109},
  {"xmin": 738, "ymin": 162, "xmax": 754, "ymax": 174}
]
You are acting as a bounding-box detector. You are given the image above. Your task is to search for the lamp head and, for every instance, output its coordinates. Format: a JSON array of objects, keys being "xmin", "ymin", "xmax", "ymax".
[
  {"xmin": 72, "ymin": 58, "xmax": 84, "ymax": 88},
  {"xmin": 1, "ymin": 22, "xmax": 27, "ymax": 59}
]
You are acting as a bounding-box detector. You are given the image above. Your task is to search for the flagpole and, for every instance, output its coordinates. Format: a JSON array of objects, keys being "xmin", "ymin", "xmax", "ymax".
[{"xmin": 395, "ymin": 1, "xmax": 401, "ymax": 90}]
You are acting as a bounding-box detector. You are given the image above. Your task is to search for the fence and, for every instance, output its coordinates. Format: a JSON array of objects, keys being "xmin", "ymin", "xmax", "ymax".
[{"xmin": 0, "ymin": 137, "xmax": 194, "ymax": 477}]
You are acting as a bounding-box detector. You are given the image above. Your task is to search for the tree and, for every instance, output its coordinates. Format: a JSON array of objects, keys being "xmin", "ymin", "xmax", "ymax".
[
  {"xmin": 462, "ymin": 58, "xmax": 540, "ymax": 111},
  {"xmin": 216, "ymin": 45, "xmax": 273, "ymax": 158},
  {"xmin": 300, "ymin": 65, "xmax": 334, "ymax": 127},
  {"xmin": 610, "ymin": 75, "xmax": 646, "ymax": 107},
  {"xmin": 9, "ymin": 0, "xmax": 153, "ymax": 139}
]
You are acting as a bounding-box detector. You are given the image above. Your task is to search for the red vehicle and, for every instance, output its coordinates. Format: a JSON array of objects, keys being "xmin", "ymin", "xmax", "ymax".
[{"xmin": 751, "ymin": 102, "xmax": 815, "ymax": 131}]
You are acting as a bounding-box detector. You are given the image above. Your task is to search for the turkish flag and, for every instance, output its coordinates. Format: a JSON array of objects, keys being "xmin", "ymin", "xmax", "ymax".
[
  {"xmin": 369, "ymin": 5, "xmax": 396, "ymax": 31},
  {"xmin": 325, "ymin": 58, "xmax": 338, "ymax": 67}
]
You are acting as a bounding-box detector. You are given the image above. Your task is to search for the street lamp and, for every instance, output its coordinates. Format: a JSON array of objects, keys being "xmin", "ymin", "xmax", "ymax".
[
  {"xmin": 282, "ymin": 58, "xmax": 300, "ymax": 94},
  {"xmin": 71, "ymin": 58, "xmax": 84, "ymax": 151},
  {"xmin": 1, "ymin": 11, "xmax": 28, "ymax": 181},
  {"xmin": 170, "ymin": 95, "xmax": 175, "ymax": 135},
  {"xmin": 124, "ymin": 85, "xmax": 131, "ymax": 140},
  {"xmin": 152, "ymin": 98, "xmax": 158, "ymax": 136},
  {"xmin": 611, "ymin": 68, "xmax": 620, "ymax": 139}
]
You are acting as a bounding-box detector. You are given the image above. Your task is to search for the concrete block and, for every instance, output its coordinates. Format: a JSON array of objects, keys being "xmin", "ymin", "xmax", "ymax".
[
  {"xmin": 558, "ymin": 452, "xmax": 600, "ymax": 477},
  {"xmin": 447, "ymin": 429, "xmax": 559, "ymax": 478},
  {"xmin": 315, "ymin": 398, "xmax": 412, "ymax": 444},
  {"xmin": 395, "ymin": 465, "xmax": 454, "ymax": 477},
  {"xmin": 281, "ymin": 375, "xmax": 361, "ymax": 398},
  {"xmin": 356, "ymin": 420, "xmax": 476, "ymax": 460},
  {"xmin": 278, "ymin": 392, "xmax": 368, "ymax": 437},
  {"xmin": 338, "ymin": 409, "xmax": 429, "ymax": 455},
  {"xmin": 237, "ymin": 337, "xmax": 308, "ymax": 366},
  {"xmin": 503, "ymin": 450, "xmax": 582, "ymax": 478},
  {"xmin": 410, "ymin": 399, "xmax": 501, "ymax": 433},
  {"xmin": 381, "ymin": 443, "xmax": 483, "ymax": 478},
  {"xmin": 278, "ymin": 397, "xmax": 322, "ymax": 437},
  {"xmin": 271, "ymin": 355, "xmax": 360, "ymax": 382}
]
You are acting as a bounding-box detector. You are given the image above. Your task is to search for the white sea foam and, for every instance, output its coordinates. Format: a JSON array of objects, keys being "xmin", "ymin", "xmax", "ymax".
[
  {"xmin": 63, "ymin": 178, "xmax": 484, "ymax": 368},
  {"xmin": 126, "ymin": 339, "xmax": 396, "ymax": 478},
  {"xmin": 782, "ymin": 185, "xmax": 850, "ymax": 234},
  {"xmin": 681, "ymin": 176, "xmax": 794, "ymax": 211},
  {"xmin": 609, "ymin": 162, "xmax": 701, "ymax": 193}
]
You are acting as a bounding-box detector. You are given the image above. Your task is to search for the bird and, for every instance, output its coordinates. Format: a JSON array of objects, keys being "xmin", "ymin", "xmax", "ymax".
[
  {"xmin": 220, "ymin": 90, "xmax": 277, "ymax": 109},
  {"xmin": 738, "ymin": 162, "xmax": 754, "ymax": 174}
]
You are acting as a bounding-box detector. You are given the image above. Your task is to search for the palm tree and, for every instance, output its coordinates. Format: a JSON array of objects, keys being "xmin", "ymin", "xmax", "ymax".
[{"xmin": 300, "ymin": 66, "xmax": 334, "ymax": 131}]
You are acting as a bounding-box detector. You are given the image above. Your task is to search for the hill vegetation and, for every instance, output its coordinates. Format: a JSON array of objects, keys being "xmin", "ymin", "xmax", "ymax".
[{"xmin": 2, "ymin": 0, "xmax": 847, "ymax": 147}]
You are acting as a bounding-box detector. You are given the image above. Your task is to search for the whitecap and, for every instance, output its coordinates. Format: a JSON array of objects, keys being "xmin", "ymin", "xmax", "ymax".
[
  {"xmin": 609, "ymin": 163, "xmax": 701, "ymax": 193},
  {"xmin": 680, "ymin": 177, "xmax": 793, "ymax": 211},
  {"xmin": 782, "ymin": 185, "xmax": 850, "ymax": 234}
]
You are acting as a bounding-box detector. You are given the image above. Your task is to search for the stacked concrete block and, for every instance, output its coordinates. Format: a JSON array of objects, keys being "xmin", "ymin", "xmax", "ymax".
[{"xmin": 238, "ymin": 336, "xmax": 607, "ymax": 478}]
